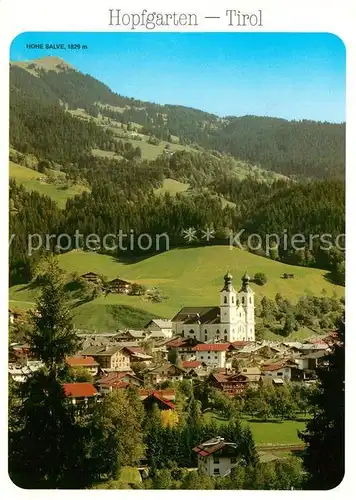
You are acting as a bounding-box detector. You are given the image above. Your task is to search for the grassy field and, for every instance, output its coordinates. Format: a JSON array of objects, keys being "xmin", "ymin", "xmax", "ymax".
[
  {"xmin": 155, "ymin": 178, "xmax": 190, "ymax": 195},
  {"xmin": 122, "ymin": 138, "xmax": 196, "ymax": 161},
  {"xmin": 91, "ymin": 148, "xmax": 122, "ymax": 160},
  {"xmin": 154, "ymin": 181, "xmax": 235, "ymax": 210},
  {"xmin": 9, "ymin": 161, "xmax": 89, "ymax": 209},
  {"xmin": 204, "ymin": 411, "xmax": 306, "ymax": 446},
  {"xmin": 92, "ymin": 466, "xmax": 142, "ymax": 489},
  {"xmin": 118, "ymin": 466, "xmax": 142, "ymax": 484},
  {"xmin": 9, "ymin": 246, "xmax": 344, "ymax": 331}
]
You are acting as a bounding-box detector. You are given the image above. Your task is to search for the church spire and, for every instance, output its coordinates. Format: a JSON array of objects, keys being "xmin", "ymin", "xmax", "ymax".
[
  {"xmin": 221, "ymin": 271, "xmax": 233, "ymax": 292},
  {"xmin": 240, "ymin": 271, "xmax": 252, "ymax": 292}
]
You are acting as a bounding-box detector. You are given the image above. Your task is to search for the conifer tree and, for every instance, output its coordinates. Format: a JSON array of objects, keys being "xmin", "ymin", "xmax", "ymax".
[{"xmin": 299, "ymin": 317, "xmax": 345, "ymax": 489}]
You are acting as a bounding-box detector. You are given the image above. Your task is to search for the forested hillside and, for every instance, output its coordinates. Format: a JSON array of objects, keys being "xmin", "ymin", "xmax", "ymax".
[
  {"xmin": 10, "ymin": 57, "xmax": 345, "ymax": 179},
  {"xmin": 9, "ymin": 56, "xmax": 345, "ymax": 289}
]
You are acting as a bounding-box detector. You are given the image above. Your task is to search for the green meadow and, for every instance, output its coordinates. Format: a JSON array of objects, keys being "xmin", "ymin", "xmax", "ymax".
[
  {"xmin": 9, "ymin": 246, "xmax": 344, "ymax": 332},
  {"xmin": 204, "ymin": 411, "xmax": 306, "ymax": 446},
  {"xmin": 9, "ymin": 161, "xmax": 89, "ymax": 209}
]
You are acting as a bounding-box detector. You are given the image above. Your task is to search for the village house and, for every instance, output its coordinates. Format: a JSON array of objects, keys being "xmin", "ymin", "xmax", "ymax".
[
  {"xmin": 80, "ymin": 345, "xmax": 131, "ymax": 371},
  {"xmin": 294, "ymin": 351, "xmax": 326, "ymax": 371},
  {"xmin": 138, "ymin": 388, "xmax": 176, "ymax": 402},
  {"xmin": 145, "ymin": 319, "xmax": 173, "ymax": 338},
  {"xmin": 124, "ymin": 346, "xmax": 153, "ymax": 365},
  {"xmin": 96, "ymin": 371, "xmax": 142, "ymax": 393},
  {"xmin": 182, "ymin": 360, "xmax": 208, "ymax": 380},
  {"xmin": 143, "ymin": 362, "xmax": 185, "ymax": 386},
  {"xmin": 80, "ymin": 272, "xmax": 102, "ymax": 285},
  {"xmin": 192, "ymin": 344, "xmax": 231, "ymax": 369},
  {"xmin": 143, "ymin": 392, "xmax": 176, "ymax": 412},
  {"xmin": 165, "ymin": 337, "xmax": 203, "ymax": 361},
  {"xmin": 261, "ymin": 360, "xmax": 301, "ymax": 382},
  {"xmin": 239, "ymin": 366, "xmax": 262, "ymax": 387},
  {"xmin": 107, "ymin": 278, "xmax": 132, "ymax": 294},
  {"xmin": 8, "ymin": 361, "xmax": 43, "ymax": 383},
  {"xmin": 297, "ymin": 342, "xmax": 328, "ymax": 356},
  {"xmin": 193, "ymin": 437, "xmax": 239, "ymax": 477},
  {"xmin": 171, "ymin": 273, "xmax": 255, "ymax": 342},
  {"xmin": 208, "ymin": 370, "xmax": 249, "ymax": 396},
  {"xmin": 66, "ymin": 356, "xmax": 99, "ymax": 376},
  {"xmin": 182, "ymin": 360, "xmax": 203, "ymax": 370},
  {"xmin": 115, "ymin": 329, "xmax": 147, "ymax": 342},
  {"xmin": 9, "ymin": 343, "xmax": 34, "ymax": 366},
  {"xmin": 232, "ymin": 343, "xmax": 283, "ymax": 362},
  {"xmin": 62, "ymin": 382, "xmax": 98, "ymax": 406}
]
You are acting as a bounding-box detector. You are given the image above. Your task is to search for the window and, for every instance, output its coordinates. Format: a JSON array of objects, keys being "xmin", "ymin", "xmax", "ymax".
[
  {"xmin": 208, "ymin": 356, "xmax": 211, "ymax": 359},
  {"xmin": 189, "ymin": 329, "xmax": 194, "ymax": 334},
  {"xmin": 200, "ymin": 356, "xmax": 204, "ymax": 360},
  {"xmin": 215, "ymin": 355, "xmax": 218, "ymax": 359},
  {"xmin": 232, "ymin": 296, "xmax": 234, "ymax": 303},
  {"xmin": 204, "ymin": 329, "xmax": 207, "ymax": 334},
  {"xmin": 213, "ymin": 457, "xmax": 220, "ymax": 464},
  {"xmin": 242, "ymin": 297, "xmax": 245, "ymax": 304},
  {"xmin": 230, "ymin": 457, "xmax": 237, "ymax": 464},
  {"xmin": 205, "ymin": 335, "xmax": 208, "ymax": 341},
  {"xmin": 277, "ymin": 372, "xmax": 283, "ymax": 376},
  {"xmin": 224, "ymin": 335, "xmax": 228, "ymax": 341},
  {"xmin": 213, "ymin": 468, "xmax": 220, "ymax": 475},
  {"xmin": 224, "ymin": 329, "xmax": 227, "ymax": 334},
  {"xmin": 224, "ymin": 296, "xmax": 227, "ymax": 304},
  {"xmin": 216, "ymin": 329, "xmax": 220, "ymax": 334}
]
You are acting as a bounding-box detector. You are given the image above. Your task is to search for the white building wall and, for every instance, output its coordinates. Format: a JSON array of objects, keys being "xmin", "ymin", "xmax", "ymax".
[
  {"xmin": 195, "ymin": 350, "xmax": 226, "ymax": 368},
  {"xmin": 263, "ymin": 367, "xmax": 291, "ymax": 381},
  {"xmin": 198, "ymin": 456, "xmax": 235, "ymax": 477},
  {"xmin": 183, "ymin": 320, "xmax": 249, "ymax": 343}
]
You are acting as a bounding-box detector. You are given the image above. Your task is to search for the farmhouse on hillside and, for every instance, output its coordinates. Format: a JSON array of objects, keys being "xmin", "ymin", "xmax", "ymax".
[
  {"xmin": 107, "ymin": 278, "xmax": 132, "ymax": 294},
  {"xmin": 80, "ymin": 272, "xmax": 102, "ymax": 285}
]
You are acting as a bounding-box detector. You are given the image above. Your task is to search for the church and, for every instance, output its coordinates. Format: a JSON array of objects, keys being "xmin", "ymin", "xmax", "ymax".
[{"xmin": 171, "ymin": 272, "xmax": 255, "ymax": 343}]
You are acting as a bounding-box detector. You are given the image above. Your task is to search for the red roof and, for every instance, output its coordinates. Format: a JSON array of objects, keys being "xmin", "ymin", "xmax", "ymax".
[
  {"xmin": 138, "ymin": 389, "xmax": 176, "ymax": 401},
  {"xmin": 182, "ymin": 360, "xmax": 202, "ymax": 369},
  {"xmin": 231, "ymin": 341, "xmax": 250, "ymax": 347},
  {"xmin": 166, "ymin": 338, "xmax": 187, "ymax": 348},
  {"xmin": 63, "ymin": 383, "xmax": 97, "ymax": 398},
  {"xmin": 193, "ymin": 343, "xmax": 230, "ymax": 352},
  {"xmin": 262, "ymin": 362, "xmax": 288, "ymax": 372},
  {"xmin": 125, "ymin": 346, "xmax": 145, "ymax": 354},
  {"xmin": 66, "ymin": 356, "xmax": 99, "ymax": 367},
  {"xmin": 97, "ymin": 371, "xmax": 140, "ymax": 387},
  {"xmin": 193, "ymin": 440, "xmax": 232, "ymax": 457},
  {"xmin": 150, "ymin": 392, "xmax": 176, "ymax": 409}
]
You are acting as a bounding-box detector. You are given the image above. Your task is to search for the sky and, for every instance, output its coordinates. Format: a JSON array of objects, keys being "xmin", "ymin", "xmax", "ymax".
[{"xmin": 10, "ymin": 32, "xmax": 346, "ymax": 122}]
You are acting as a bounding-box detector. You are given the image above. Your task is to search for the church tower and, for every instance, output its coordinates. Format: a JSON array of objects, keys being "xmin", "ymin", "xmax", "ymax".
[
  {"xmin": 238, "ymin": 272, "xmax": 255, "ymax": 341},
  {"xmin": 220, "ymin": 272, "xmax": 238, "ymax": 324}
]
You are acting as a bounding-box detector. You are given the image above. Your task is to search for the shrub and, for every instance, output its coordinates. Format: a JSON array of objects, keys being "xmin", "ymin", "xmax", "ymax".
[{"xmin": 254, "ymin": 272, "xmax": 268, "ymax": 286}]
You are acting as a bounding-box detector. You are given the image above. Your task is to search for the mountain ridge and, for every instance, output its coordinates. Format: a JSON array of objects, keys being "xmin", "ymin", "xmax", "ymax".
[
  {"xmin": 10, "ymin": 56, "xmax": 344, "ymax": 125},
  {"xmin": 9, "ymin": 56, "xmax": 345, "ymax": 179}
]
